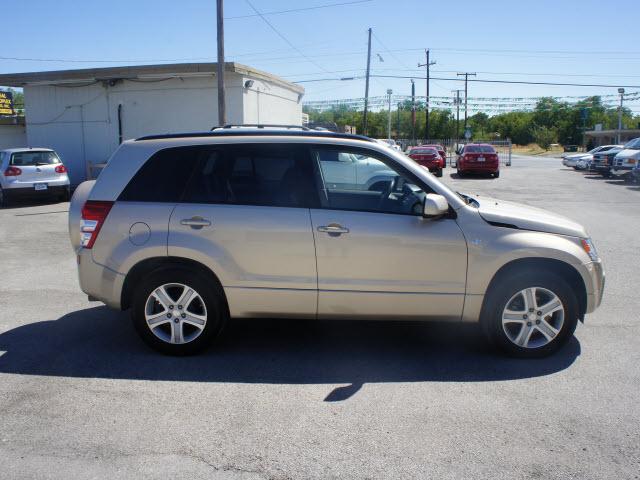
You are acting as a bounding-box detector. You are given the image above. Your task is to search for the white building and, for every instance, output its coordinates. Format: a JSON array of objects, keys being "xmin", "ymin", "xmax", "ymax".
[{"xmin": 0, "ymin": 63, "xmax": 305, "ymax": 185}]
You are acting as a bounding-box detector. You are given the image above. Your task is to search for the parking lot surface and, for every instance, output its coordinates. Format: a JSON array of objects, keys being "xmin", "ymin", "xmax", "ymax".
[{"xmin": 1, "ymin": 155, "xmax": 639, "ymax": 479}]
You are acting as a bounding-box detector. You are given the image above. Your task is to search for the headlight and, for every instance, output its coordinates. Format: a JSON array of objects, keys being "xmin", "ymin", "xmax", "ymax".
[{"xmin": 581, "ymin": 238, "xmax": 599, "ymax": 262}]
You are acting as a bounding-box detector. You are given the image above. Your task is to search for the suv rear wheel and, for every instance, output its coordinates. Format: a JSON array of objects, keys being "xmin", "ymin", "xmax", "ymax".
[
  {"xmin": 481, "ymin": 271, "xmax": 578, "ymax": 358},
  {"xmin": 131, "ymin": 268, "xmax": 227, "ymax": 355}
]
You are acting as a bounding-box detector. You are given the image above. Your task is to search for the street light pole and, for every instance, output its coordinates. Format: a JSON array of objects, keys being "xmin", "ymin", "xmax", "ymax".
[
  {"xmin": 387, "ymin": 89, "xmax": 393, "ymax": 140},
  {"xmin": 617, "ymin": 88, "xmax": 625, "ymax": 144},
  {"xmin": 411, "ymin": 79, "xmax": 416, "ymax": 145},
  {"xmin": 457, "ymin": 72, "xmax": 476, "ymax": 129},
  {"xmin": 216, "ymin": 0, "xmax": 226, "ymax": 126},
  {"xmin": 418, "ymin": 49, "xmax": 436, "ymax": 141},
  {"xmin": 452, "ymin": 90, "xmax": 461, "ymax": 141},
  {"xmin": 363, "ymin": 28, "xmax": 372, "ymax": 135}
]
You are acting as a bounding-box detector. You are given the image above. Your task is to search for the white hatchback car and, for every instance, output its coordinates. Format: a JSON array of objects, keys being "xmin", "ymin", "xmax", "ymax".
[{"xmin": 0, "ymin": 148, "xmax": 70, "ymax": 207}]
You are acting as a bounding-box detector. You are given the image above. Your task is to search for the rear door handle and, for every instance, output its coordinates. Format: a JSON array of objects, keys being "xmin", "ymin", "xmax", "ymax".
[
  {"xmin": 317, "ymin": 224, "xmax": 349, "ymax": 235},
  {"xmin": 180, "ymin": 217, "xmax": 211, "ymax": 229}
]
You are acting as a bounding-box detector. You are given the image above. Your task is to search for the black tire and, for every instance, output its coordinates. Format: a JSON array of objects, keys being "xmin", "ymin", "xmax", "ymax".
[
  {"xmin": 436, "ymin": 168, "xmax": 443, "ymax": 178},
  {"xmin": 131, "ymin": 268, "xmax": 227, "ymax": 355},
  {"xmin": 493, "ymin": 171, "xmax": 500, "ymax": 178},
  {"xmin": 0, "ymin": 186, "xmax": 8, "ymax": 208},
  {"xmin": 480, "ymin": 270, "xmax": 578, "ymax": 358},
  {"xmin": 457, "ymin": 169, "xmax": 464, "ymax": 178}
]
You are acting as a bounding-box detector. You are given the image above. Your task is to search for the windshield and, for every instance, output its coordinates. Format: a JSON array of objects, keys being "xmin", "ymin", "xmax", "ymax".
[
  {"xmin": 465, "ymin": 145, "xmax": 496, "ymax": 153},
  {"xmin": 623, "ymin": 138, "xmax": 640, "ymax": 150},
  {"xmin": 10, "ymin": 151, "xmax": 60, "ymax": 166}
]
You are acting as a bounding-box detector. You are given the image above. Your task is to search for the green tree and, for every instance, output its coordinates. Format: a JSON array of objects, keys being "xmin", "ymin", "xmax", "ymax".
[{"xmin": 533, "ymin": 126, "xmax": 557, "ymax": 150}]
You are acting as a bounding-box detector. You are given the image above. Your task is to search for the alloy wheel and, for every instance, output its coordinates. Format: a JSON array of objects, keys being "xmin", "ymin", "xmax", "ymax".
[
  {"xmin": 501, "ymin": 287, "xmax": 565, "ymax": 349},
  {"xmin": 144, "ymin": 283, "xmax": 207, "ymax": 344}
]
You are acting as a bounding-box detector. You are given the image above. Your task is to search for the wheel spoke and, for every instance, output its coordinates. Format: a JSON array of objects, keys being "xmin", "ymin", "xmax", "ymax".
[
  {"xmin": 182, "ymin": 313, "xmax": 206, "ymax": 329},
  {"xmin": 176, "ymin": 287, "xmax": 195, "ymax": 310},
  {"xmin": 536, "ymin": 319, "xmax": 558, "ymax": 341},
  {"xmin": 539, "ymin": 298, "xmax": 562, "ymax": 317},
  {"xmin": 503, "ymin": 313, "xmax": 526, "ymax": 323},
  {"xmin": 146, "ymin": 311, "xmax": 170, "ymax": 327},
  {"xmin": 170, "ymin": 321, "xmax": 184, "ymax": 344},
  {"xmin": 152, "ymin": 286, "xmax": 173, "ymax": 310},
  {"xmin": 524, "ymin": 288, "xmax": 537, "ymax": 311},
  {"xmin": 514, "ymin": 324, "xmax": 534, "ymax": 347}
]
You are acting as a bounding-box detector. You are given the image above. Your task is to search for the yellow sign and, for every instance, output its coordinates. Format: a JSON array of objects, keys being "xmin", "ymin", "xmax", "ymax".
[{"xmin": 0, "ymin": 91, "xmax": 15, "ymax": 116}]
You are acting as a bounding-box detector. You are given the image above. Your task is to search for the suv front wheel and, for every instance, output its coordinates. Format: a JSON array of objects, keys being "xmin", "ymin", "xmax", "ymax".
[
  {"xmin": 131, "ymin": 268, "xmax": 226, "ymax": 355},
  {"xmin": 481, "ymin": 271, "xmax": 578, "ymax": 358}
]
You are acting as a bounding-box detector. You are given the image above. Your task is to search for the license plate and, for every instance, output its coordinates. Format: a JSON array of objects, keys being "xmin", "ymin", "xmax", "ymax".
[
  {"xmin": 477, "ymin": 157, "xmax": 485, "ymax": 162},
  {"xmin": 34, "ymin": 183, "xmax": 48, "ymax": 191}
]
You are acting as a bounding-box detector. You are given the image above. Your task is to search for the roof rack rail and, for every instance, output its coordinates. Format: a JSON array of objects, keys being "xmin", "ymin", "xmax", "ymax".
[
  {"xmin": 210, "ymin": 124, "xmax": 310, "ymax": 131},
  {"xmin": 135, "ymin": 129, "xmax": 375, "ymax": 143}
]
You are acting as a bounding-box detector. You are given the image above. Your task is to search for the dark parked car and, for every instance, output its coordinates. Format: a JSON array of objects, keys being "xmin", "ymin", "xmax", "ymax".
[{"xmin": 592, "ymin": 146, "xmax": 624, "ymax": 177}]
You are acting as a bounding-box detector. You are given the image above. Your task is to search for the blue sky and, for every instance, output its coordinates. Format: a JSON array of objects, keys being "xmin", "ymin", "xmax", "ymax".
[{"xmin": 4, "ymin": 0, "xmax": 640, "ymax": 113}]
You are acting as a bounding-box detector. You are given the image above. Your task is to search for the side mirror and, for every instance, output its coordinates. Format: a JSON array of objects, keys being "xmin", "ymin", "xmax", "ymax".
[{"xmin": 423, "ymin": 194, "xmax": 449, "ymax": 218}]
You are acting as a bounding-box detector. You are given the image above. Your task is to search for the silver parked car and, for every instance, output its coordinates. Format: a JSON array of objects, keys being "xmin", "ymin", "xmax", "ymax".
[
  {"xmin": 0, "ymin": 147, "xmax": 70, "ymax": 207},
  {"xmin": 69, "ymin": 128, "xmax": 605, "ymax": 357}
]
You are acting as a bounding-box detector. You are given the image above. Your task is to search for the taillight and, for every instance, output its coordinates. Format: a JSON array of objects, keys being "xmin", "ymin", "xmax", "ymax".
[
  {"xmin": 80, "ymin": 201, "xmax": 113, "ymax": 249},
  {"xmin": 55, "ymin": 164, "xmax": 67, "ymax": 174},
  {"xmin": 465, "ymin": 155, "xmax": 472, "ymax": 161},
  {"xmin": 4, "ymin": 166, "xmax": 22, "ymax": 176}
]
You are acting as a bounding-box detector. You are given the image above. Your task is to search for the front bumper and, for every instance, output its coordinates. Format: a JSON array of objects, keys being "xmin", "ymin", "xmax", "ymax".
[
  {"xmin": 611, "ymin": 166, "xmax": 634, "ymax": 176},
  {"xmin": 584, "ymin": 260, "xmax": 605, "ymax": 314}
]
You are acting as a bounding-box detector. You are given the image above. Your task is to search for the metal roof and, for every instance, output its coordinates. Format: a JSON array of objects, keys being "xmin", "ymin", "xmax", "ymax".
[{"xmin": 0, "ymin": 62, "xmax": 304, "ymax": 93}]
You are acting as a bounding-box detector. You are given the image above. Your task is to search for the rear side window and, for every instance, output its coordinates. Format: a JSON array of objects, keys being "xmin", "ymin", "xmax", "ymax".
[
  {"xmin": 10, "ymin": 151, "xmax": 60, "ymax": 166},
  {"xmin": 464, "ymin": 145, "xmax": 495, "ymax": 153},
  {"xmin": 183, "ymin": 144, "xmax": 319, "ymax": 208},
  {"xmin": 118, "ymin": 147, "xmax": 200, "ymax": 202}
]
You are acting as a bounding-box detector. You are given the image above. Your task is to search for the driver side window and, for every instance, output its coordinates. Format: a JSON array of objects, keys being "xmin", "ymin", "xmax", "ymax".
[{"xmin": 312, "ymin": 147, "xmax": 427, "ymax": 216}]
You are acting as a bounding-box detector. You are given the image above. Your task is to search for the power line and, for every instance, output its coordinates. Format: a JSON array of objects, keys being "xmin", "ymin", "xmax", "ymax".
[
  {"xmin": 244, "ymin": 0, "xmax": 331, "ymax": 73},
  {"xmin": 368, "ymin": 74, "xmax": 640, "ymax": 89},
  {"xmin": 226, "ymin": 0, "xmax": 372, "ymax": 19}
]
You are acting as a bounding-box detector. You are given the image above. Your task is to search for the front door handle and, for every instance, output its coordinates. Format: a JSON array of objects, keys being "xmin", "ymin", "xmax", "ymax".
[
  {"xmin": 180, "ymin": 216, "xmax": 211, "ymax": 229},
  {"xmin": 317, "ymin": 223, "xmax": 349, "ymax": 235}
]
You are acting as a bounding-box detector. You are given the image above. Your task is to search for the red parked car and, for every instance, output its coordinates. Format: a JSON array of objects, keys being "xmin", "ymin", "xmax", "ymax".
[
  {"xmin": 457, "ymin": 144, "xmax": 500, "ymax": 178},
  {"xmin": 420, "ymin": 144, "xmax": 446, "ymax": 163},
  {"xmin": 408, "ymin": 146, "xmax": 444, "ymax": 177}
]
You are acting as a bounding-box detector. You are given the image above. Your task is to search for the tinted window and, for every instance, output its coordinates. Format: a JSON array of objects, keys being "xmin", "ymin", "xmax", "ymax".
[
  {"xmin": 313, "ymin": 147, "xmax": 430, "ymax": 216},
  {"xmin": 411, "ymin": 148, "xmax": 438, "ymax": 155},
  {"xmin": 119, "ymin": 147, "xmax": 200, "ymax": 202},
  {"xmin": 10, "ymin": 151, "xmax": 60, "ymax": 166},
  {"xmin": 464, "ymin": 145, "xmax": 496, "ymax": 153},
  {"xmin": 183, "ymin": 144, "xmax": 319, "ymax": 208}
]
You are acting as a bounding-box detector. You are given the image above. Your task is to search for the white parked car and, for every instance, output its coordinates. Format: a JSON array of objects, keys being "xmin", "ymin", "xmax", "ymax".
[
  {"xmin": 611, "ymin": 137, "xmax": 640, "ymax": 180},
  {"xmin": 0, "ymin": 148, "xmax": 70, "ymax": 207},
  {"xmin": 376, "ymin": 139, "xmax": 402, "ymax": 152},
  {"xmin": 562, "ymin": 145, "xmax": 619, "ymax": 168}
]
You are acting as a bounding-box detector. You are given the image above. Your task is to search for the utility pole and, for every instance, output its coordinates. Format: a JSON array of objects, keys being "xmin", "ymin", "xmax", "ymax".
[
  {"xmin": 387, "ymin": 89, "xmax": 393, "ymax": 140},
  {"xmin": 397, "ymin": 102, "xmax": 401, "ymax": 139},
  {"xmin": 411, "ymin": 79, "xmax": 416, "ymax": 145},
  {"xmin": 216, "ymin": 0, "xmax": 226, "ymax": 126},
  {"xmin": 452, "ymin": 90, "xmax": 461, "ymax": 141},
  {"xmin": 457, "ymin": 72, "xmax": 476, "ymax": 129},
  {"xmin": 363, "ymin": 28, "xmax": 372, "ymax": 135},
  {"xmin": 617, "ymin": 88, "xmax": 625, "ymax": 144},
  {"xmin": 418, "ymin": 49, "xmax": 436, "ymax": 141}
]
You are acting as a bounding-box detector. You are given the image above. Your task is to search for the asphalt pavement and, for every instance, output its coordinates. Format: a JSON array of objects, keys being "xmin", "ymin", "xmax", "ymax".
[{"xmin": 0, "ymin": 155, "xmax": 639, "ymax": 479}]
